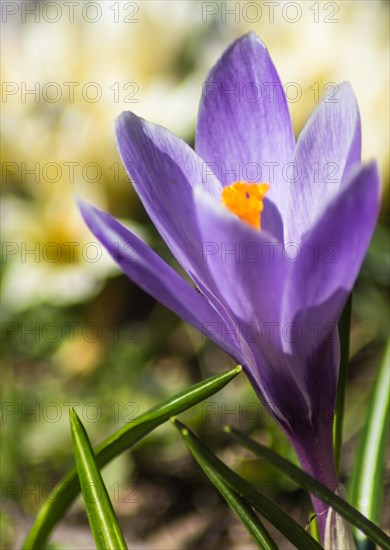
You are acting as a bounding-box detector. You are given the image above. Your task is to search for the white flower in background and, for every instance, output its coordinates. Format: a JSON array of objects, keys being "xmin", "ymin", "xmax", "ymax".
[
  {"xmin": 1, "ymin": 195, "xmax": 116, "ymax": 314},
  {"xmin": 1, "ymin": 0, "xmax": 388, "ymax": 313}
]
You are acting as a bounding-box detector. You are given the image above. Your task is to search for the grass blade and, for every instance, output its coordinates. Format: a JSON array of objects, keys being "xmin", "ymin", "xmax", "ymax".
[
  {"xmin": 334, "ymin": 294, "xmax": 352, "ymax": 473},
  {"xmin": 349, "ymin": 343, "xmax": 390, "ymax": 550},
  {"xmin": 22, "ymin": 365, "xmax": 242, "ymax": 549},
  {"xmin": 226, "ymin": 427, "xmax": 390, "ymax": 549},
  {"xmin": 70, "ymin": 409, "xmax": 127, "ymax": 550},
  {"xmin": 172, "ymin": 419, "xmax": 277, "ymax": 550},
  {"xmin": 172, "ymin": 419, "xmax": 321, "ymax": 550}
]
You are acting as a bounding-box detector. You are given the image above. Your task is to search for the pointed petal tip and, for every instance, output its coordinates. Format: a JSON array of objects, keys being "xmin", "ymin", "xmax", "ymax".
[
  {"xmin": 75, "ymin": 194, "xmax": 88, "ymax": 210},
  {"xmin": 338, "ymin": 81, "xmax": 359, "ymax": 105},
  {"xmin": 74, "ymin": 193, "xmax": 83, "ymax": 210},
  {"xmin": 231, "ymin": 31, "xmax": 266, "ymax": 49},
  {"xmin": 114, "ymin": 110, "xmax": 131, "ymax": 134},
  {"xmin": 114, "ymin": 109, "xmax": 169, "ymax": 151},
  {"xmin": 361, "ymin": 160, "xmax": 381, "ymax": 204},
  {"xmin": 338, "ymin": 80, "xmax": 353, "ymax": 90},
  {"xmin": 350, "ymin": 160, "xmax": 381, "ymax": 200},
  {"xmin": 76, "ymin": 197, "xmax": 112, "ymax": 239},
  {"xmin": 219, "ymin": 32, "xmax": 268, "ymax": 64},
  {"xmin": 366, "ymin": 158, "xmax": 380, "ymax": 179},
  {"xmin": 76, "ymin": 196, "xmax": 98, "ymax": 224},
  {"xmin": 76, "ymin": 195, "xmax": 90, "ymax": 220},
  {"xmin": 114, "ymin": 110, "xmax": 143, "ymax": 140}
]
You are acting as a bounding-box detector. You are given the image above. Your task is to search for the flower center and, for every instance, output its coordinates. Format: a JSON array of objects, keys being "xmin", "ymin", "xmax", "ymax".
[{"xmin": 221, "ymin": 181, "xmax": 270, "ymax": 230}]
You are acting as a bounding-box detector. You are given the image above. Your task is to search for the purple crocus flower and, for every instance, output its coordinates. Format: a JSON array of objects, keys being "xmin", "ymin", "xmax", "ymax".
[{"xmin": 79, "ymin": 33, "xmax": 380, "ymax": 540}]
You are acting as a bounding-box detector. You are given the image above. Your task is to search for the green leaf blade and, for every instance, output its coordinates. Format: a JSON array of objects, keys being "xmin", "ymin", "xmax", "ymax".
[
  {"xmin": 227, "ymin": 427, "xmax": 390, "ymax": 549},
  {"xmin": 172, "ymin": 419, "xmax": 321, "ymax": 550},
  {"xmin": 349, "ymin": 343, "xmax": 390, "ymax": 549},
  {"xmin": 70, "ymin": 408, "xmax": 127, "ymax": 550},
  {"xmin": 22, "ymin": 365, "xmax": 242, "ymax": 549},
  {"xmin": 172, "ymin": 419, "xmax": 277, "ymax": 550}
]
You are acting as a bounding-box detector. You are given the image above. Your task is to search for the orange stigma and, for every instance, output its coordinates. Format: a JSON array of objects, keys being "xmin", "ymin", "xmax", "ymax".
[{"xmin": 221, "ymin": 181, "xmax": 270, "ymax": 230}]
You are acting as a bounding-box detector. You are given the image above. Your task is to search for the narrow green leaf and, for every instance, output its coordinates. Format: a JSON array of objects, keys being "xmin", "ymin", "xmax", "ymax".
[
  {"xmin": 22, "ymin": 365, "xmax": 242, "ymax": 549},
  {"xmin": 224, "ymin": 494, "xmax": 277, "ymax": 550},
  {"xmin": 334, "ymin": 294, "xmax": 352, "ymax": 473},
  {"xmin": 172, "ymin": 419, "xmax": 321, "ymax": 550},
  {"xmin": 308, "ymin": 511, "xmax": 321, "ymax": 543},
  {"xmin": 70, "ymin": 409, "xmax": 127, "ymax": 550},
  {"xmin": 227, "ymin": 427, "xmax": 390, "ymax": 550},
  {"xmin": 171, "ymin": 419, "xmax": 277, "ymax": 550},
  {"xmin": 349, "ymin": 343, "xmax": 390, "ymax": 550}
]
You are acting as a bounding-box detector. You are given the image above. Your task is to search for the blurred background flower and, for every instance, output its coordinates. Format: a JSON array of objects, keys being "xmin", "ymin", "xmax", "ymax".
[{"xmin": 1, "ymin": 1, "xmax": 389, "ymax": 547}]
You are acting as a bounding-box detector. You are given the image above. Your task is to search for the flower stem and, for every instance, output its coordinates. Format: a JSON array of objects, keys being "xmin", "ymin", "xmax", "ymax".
[
  {"xmin": 334, "ymin": 295, "xmax": 352, "ymax": 473},
  {"xmin": 291, "ymin": 424, "xmax": 339, "ymax": 543}
]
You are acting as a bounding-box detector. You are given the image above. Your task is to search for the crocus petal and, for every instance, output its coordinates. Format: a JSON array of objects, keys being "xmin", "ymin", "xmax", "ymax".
[
  {"xmin": 275, "ymin": 163, "xmax": 379, "ymax": 432},
  {"xmin": 194, "ymin": 187, "xmax": 287, "ymax": 330},
  {"xmin": 78, "ymin": 198, "xmax": 245, "ymax": 362},
  {"xmin": 193, "ymin": 189, "xmax": 324, "ymax": 429},
  {"xmin": 115, "ymin": 111, "xmax": 222, "ymax": 295},
  {"xmin": 283, "ymin": 161, "xmax": 380, "ymax": 349},
  {"xmin": 286, "ymin": 82, "xmax": 361, "ymax": 243},
  {"xmin": 195, "ymin": 33, "xmax": 295, "ymax": 234},
  {"xmin": 193, "ymin": 188, "xmax": 312, "ymax": 426},
  {"xmin": 248, "ymin": 345, "xmax": 321, "ymax": 431}
]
